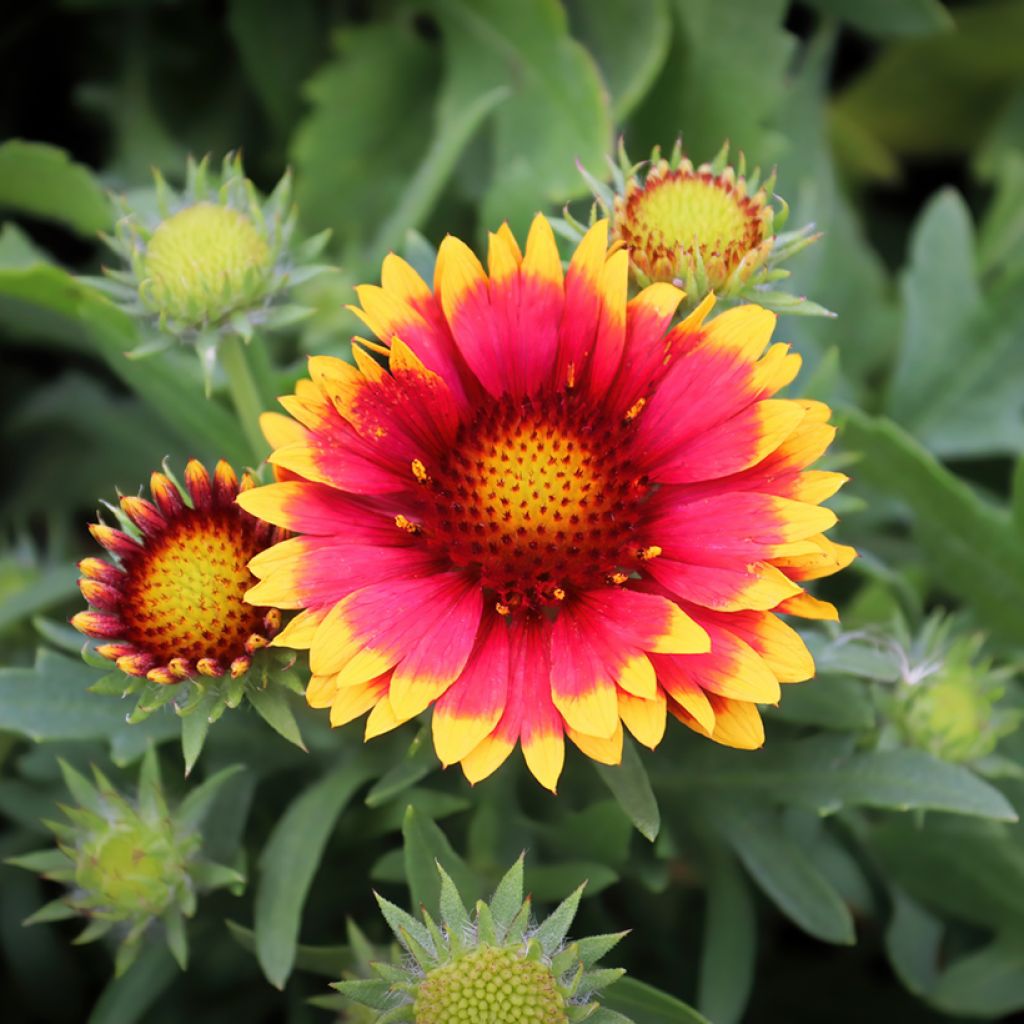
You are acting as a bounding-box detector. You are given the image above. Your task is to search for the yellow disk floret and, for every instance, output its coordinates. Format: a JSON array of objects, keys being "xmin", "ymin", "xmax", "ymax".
[
  {"xmin": 142, "ymin": 202, "xmax": 272, "ymax": 325},
  {"xmin": 615, "ymin": 164, "xmax": 772, "ymax": 289},
  {"xmin": 414, "ymin": 946, "xmax": 567, "ymax": 1024}
]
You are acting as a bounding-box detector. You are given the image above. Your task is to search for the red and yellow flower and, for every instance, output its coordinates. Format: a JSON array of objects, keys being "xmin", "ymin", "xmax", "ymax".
[
  {"xmin": 72, "ymin": 460, "xmax": 284, "ymax": 684},
  {"xmin": 240, "ymin": 215, "xmax": 853, "ymax": 791}
]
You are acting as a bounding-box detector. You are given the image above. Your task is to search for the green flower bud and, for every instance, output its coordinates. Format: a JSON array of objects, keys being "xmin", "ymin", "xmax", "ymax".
[
  {"xmin": 98, "ymin": 153, "xmax": 332, "ymax": 387},
  {"xmin": 141, "ymin": 201, "xmax": 273, "ymax": 325},
  {"xmin": 571, "ymin": 139, "xmax": 830, "ymax": 316},
  {"xmin": 8, "ymin": 749, "xmax": 245, "ymax": 976},
  {"xmin": 900, "ymin": 632, "xmax": 1020, "ymax": 763},
  {"xmin": 74, "ymin": 817, "xmax": 196, "ymax": 920},
  {"xmin": 334, "ymin": 856, "xmax": 631, "ymax": 1024}
]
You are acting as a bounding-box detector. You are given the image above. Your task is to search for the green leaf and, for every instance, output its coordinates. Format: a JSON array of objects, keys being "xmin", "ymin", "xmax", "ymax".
[
  {"xmin": 887, "ymin": 191, "xmax": 983, "ymax": 435},
  {"xmin": 361, "ymin": 0, "xmax": 523, "ymax": 263},
  {"xmin": 803, "ymin": 0, "xmax": 953, "ymax": 37},
  {"xmin": 631, "ymin": 0, "xmax": 794, "ymax": 164},
  {"xmin": 0, "ymin": 265, "xmax": 250, "ymax": 464},
  {"xmin": 292, "ymin": 23, "xmax": 441, "ymax": 254},
  {"xmin": 885, "ymin": 887, "xmax": 943, "ymax": 997},
  {"xmin": 697, "ymin": 847, "xmax": 756, "ymax": 1024},
  {"xmin": 666, "ymin": 734, "xmax": 1016, "ymax": 820},
  {"xmin": 0, "ymin": 564, "xmax": 78, "ymax": 634},
  {"xmin": 226, "ymin": 0, "xmax": 325, "ymax": 134},
  {"xmin": 931, "ymin": 932, "xmax": 1024, "ymax": 1017},
  {"xmin": 870, "ymin": 817, "xmax": 1024, "ymax": 933},
  {"xmin": 402, "ymin": 804, "xmax": 481, "ymax": 920},
  {"xmin": 0, "ymin": 648, "xmax": 177, "ymax": 765},
  {"xmin": 715, "ymin": 802, "xmax": 854, "ymax": 945},
  {"xmin": 180, "ymin": 690, "xmax": 217, "ymax": 778},
  {"xmin": 0, "ymin": 140, "xmax": 112, "ymax": 236},
  {"xmin": 768, "ymin": 675, "xmax": 876, "ymax": 731},
  {"xmin": 1014, "ymin": 453, "xmax": 1024, "ymax": 534},
  {"xmin": 86, "ymin": 943, "xmax": 177, "ymax": 1024},
  {"xmin": 0, "ymin": 222, "xmax": 51, "ymax": 268},
  {"xmin": 176, "ymin": 764, "xmax": 246, "ymax": 835},
  {"xmin": 885, "ymin": 190, "xmax": 1024, "ymax": 457},
  {"xmin": 246, "ymin": 684, "xmax": 307, "ymax": 751},
  {"xmin": 594, "ymin": 741, "xmax": 660, "ymax": 841},
  {"xmin": 434, "ymin": 0, "xmax": 613, "ymax": 233},
  {"xmin": 525, "ymin": 861, "xmax": 619, "ymax": 902},
  {"xmin": 225, "ymin": 920, "xmax": 352, "ymax": 978},
  {"xmin": 977, "ymin": 150, "xmax": 1024, "ymax": 274},
  {"xmin": 601, "ymin": 977, "xmax": 711, "ymax": 1024},
  {"xmin": 364, "ymin": 727, "xmax": 438, "ymax": 807},
  {"xmin": 566, "ymin": 0, "xmax": 672, "ymax": 120},
  {"xmin": 254, "ymin": 759, "xmax": 371, "ymax": 988},
  {"xmin": 842, "ymin": 409, "xmax": 1024, "ymax": 641},
  {"xmin": 834, "ymin": 2, "xmax": 1024, "ymax": 161}
]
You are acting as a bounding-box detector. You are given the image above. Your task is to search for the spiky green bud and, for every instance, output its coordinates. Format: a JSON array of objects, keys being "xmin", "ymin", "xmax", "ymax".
[
  {"xmin": 333, "ymin": 856, "xmax": 632, "ymax": 1024},
  {"xmin": 567, "ymin": 139, "xmax": 829, "ymax": 317},
  {"xmin": 7, "ymin": 748, "xmax": 245, "ymax": 976},
  {"xmin": 96, "ymin": 152, "xmax": 332, "ymax": 387},
  {"xmin": 898, "ymin": 628, "xmax": 1021, "ymax": 763}
]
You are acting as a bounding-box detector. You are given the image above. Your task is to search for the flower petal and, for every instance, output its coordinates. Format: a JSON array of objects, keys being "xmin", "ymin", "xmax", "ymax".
[{"xmin": 431, "ymin": 617, "xmax": 510, "ymax": 767}]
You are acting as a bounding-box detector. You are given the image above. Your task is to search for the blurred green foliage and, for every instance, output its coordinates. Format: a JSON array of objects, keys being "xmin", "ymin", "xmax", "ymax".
[{"xmin": 2, "ymin": 1, "xmax": 1024, "ymax": 1023}]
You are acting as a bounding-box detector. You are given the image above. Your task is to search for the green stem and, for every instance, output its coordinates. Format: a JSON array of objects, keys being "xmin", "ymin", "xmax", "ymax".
[{"xmin": 220, "ymin": 334, "xmax": 269, "ymax": 463}]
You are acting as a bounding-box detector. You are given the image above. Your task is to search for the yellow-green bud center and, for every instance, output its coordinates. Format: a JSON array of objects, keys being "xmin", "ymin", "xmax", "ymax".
[
  {"xmin": 76, "ymin": 824, "xmax": 189, "ymax": 917},
  {"xmin": 414, "ymin": 946, "xmax": 567, "ymax": 1024},
  {"xmin": 617, "ymin": 169, "xmax": 770, "ymax": 288},
  {"xmin": 906, "ymin": 672, "xmax": 992, "ymax": 762},
  {"xmin": 635, "ymin": 177, "xmax": 750, "ymax": 252},
  {"xmin": 142, "ymin": 202, "xmax": 271, "ymax": 324}
]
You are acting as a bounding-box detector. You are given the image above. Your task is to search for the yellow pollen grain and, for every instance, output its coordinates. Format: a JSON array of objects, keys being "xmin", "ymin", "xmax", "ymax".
[
  {"xmin": 496, "ymin": 602, "xmax": 511, "ymax": 616},
  {"xmin": 395, "ymin": 514, "xmax": 421, "ymax": 533},
  {"xmin": 552, "ymin": 587, "xmax": 566, "ymax": 601},
  {"xmin": 624, "ymin": 397, "xmax": 646, "ymax": 422},
  {"xmin": 639, "ymin": 545, "xmax": 662, "ymax": 560},
  {"xmin": 411, "ymin": 459, "xmax": 430, "ymax": 483},
  {"xmin": 608, "ymin": 571, "xmax": 630, "ymax": 585}
]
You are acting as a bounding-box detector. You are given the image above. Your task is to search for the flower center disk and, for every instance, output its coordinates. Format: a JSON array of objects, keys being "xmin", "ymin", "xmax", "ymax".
[
  {"xmin": 620, "ymin": 170, "xmax": 764, "ymax": 278},
  {"xmin": 118, "ymin": 509, "xmax": 266, "ymax": 665},
  {"xmin": 414, "ymin": 393, "xmax": 649, "ymax": 613},
  {"xmin": 413, "ymin": 946, "xmax": 567, "ymax": 1024}
]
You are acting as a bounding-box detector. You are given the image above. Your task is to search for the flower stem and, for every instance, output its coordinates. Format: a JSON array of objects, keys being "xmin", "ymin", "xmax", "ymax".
[{"xmin": 220, "ymin": 335, "xmax": 269, "ymax": 463}]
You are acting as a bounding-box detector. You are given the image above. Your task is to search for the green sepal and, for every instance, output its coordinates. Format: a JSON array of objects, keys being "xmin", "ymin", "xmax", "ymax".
[
  {"xmin": 576, "ymin": 932, "xmax": 630, "ymax": 968},
  {"xmin": 374, "ymin": 892, "xmax": 436, "ymax": 958},
  {"xmin": 190, "ymin": 860, "xmax": 246, "ymax": 893},
  {"xmin": 164, "ymin": 906, "xmax": 189, "ymax": 969},
  {"xmin": 489, "ymin": 852, "xmax": 525, "ymax": 933},
  {"xmin": 534, "ymin": 883, "xmax": 586, "ymax": 956},
  {"xmin": 6, "ymin": 849, "xmax": 70, "ymax": 874},
  {"xmin": 437, "ymin": 864, "xmax": 472, "ymax": 942},
  {"xmin": 23, "ymin": 898, "xmax": 77, "ymax": 926},
  {"xmin": 74, "ymin": 917, "xmax": 116, "ymax": 945},
  {"xmin": 331, "ymin": 978, "xmax": 393, "ymax": 1009}
]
